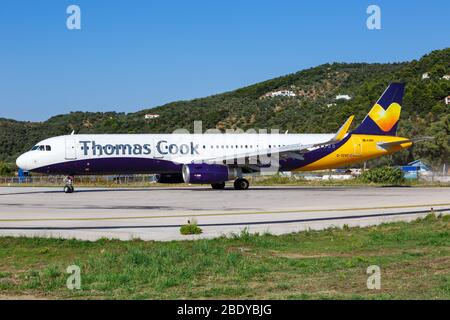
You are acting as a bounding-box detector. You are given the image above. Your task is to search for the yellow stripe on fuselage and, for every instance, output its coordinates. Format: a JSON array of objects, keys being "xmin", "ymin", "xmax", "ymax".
[{"xmin": 296, "ymin": 134, "xmax": 413, "ymax": 171}]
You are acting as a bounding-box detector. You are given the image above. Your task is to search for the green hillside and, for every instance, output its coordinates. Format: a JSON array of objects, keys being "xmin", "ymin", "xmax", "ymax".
[{"xmin": 1, "ymin": 48, "xmax": 449, "ymax": 168}]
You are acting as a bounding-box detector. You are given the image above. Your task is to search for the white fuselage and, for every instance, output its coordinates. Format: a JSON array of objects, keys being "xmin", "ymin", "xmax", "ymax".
[{"xmin": 16, "ymin": 133, "xmax": 335, "ymax": 174}]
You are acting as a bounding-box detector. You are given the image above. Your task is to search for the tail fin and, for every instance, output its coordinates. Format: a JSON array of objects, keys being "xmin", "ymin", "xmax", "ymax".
[{"xmin": 352, "ymin": 83, "xmax": 405, "ymax": 136}]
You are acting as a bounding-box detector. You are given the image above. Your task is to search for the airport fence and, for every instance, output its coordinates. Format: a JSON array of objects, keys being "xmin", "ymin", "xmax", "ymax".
[
  {"xmin": 0, "ymin": 173, "xmax": 324, "ymax": 186},
  {"xmin": 0, "ymin": 175, "xmax": 159, "ymax": 186},
  {"xmin": 0, "ymin": 171, "xmax": 448, "ymax": 186},
  {"xmin": 419, "ymin": 173, "xmax": 450, "ymax": 183}
]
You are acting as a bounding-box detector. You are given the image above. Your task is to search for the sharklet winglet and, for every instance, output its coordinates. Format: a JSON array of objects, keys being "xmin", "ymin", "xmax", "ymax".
[
  {"xmin": 312, "ymin": 115, "xmax": 354, "ymax": 148},
  {"xmin": 333, "ymin": 115, "xmax": 354, "ymax": 142}
]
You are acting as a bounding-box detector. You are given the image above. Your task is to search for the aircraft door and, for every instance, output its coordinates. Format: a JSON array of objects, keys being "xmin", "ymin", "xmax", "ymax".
[
  {"xmin": 353, "ymin": 137, "xmax": 362, "ymax": 156},
  {"xmin": 65, "ymin": 136, "xmax": 77, "ymax": 160}
]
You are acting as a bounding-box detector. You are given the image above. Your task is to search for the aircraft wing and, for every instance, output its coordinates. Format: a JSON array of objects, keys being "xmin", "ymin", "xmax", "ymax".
[
  {"xmin": 195, "ymin": 115, "xmax": 355, "ymax": 167},
  {"xmin": 201, "ymin": 142, "xmax": 317, "ymax": 166}
]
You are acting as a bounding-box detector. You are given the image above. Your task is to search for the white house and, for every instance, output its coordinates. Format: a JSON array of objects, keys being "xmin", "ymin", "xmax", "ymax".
[
  {"xmin": 271, "ymin": 90, "xmax": 296, "ymax": 97},
  {"xmin": 144, "ymin": 114, "xmax": 160, "ymax": 120},
  {"xmin": 445, "ymin": 96, "xmax": 450, "ymax": 105},
  {"xmin": 442, "ymin": 75, "xmax": 450, "ymax": 80},
  {"xmin": 262, "ymin": 90, "xmax": 296, "ymax": 98},
  {"xmin": 335, "ymin": 94, "xmax": 352, "ymax": 101},
  {"xmin": 422, "ymin": 72, "xmax": 430, "ymax": 80}
]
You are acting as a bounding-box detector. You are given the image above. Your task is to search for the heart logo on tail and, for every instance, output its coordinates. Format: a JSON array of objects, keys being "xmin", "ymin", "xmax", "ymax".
[{"xmin": 368, "ymin": 103, "xmax": 401, "ymax": 132}]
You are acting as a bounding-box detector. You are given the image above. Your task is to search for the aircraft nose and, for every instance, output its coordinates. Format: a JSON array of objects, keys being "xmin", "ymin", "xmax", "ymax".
[{"xmin": 16, "ymin": 153, "xmax": 32, "ymax": 171}]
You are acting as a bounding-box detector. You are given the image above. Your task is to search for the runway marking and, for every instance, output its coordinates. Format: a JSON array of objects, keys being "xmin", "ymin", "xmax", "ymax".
[
  {"xmin": 0, "ymin": 208, "xmax": 448, "ymax": 230},
  {"xmin": 0, "ymin": 203, "xmax": 449, "ymax": 222}
]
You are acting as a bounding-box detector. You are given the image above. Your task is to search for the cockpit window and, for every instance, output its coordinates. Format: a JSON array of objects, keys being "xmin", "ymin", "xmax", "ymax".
[{"xmin": 31, "ymin": 145, "xmax": 52, "ymax": 151}]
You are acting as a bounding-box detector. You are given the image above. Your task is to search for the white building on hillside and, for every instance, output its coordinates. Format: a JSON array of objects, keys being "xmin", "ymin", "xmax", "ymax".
[
  {"xmin": 445, "ymin": 96, "xmax": 450, "ymax": 105},
  {"xmin": 144, "ymin": 114, "xmax": 160, "ymax": 120},
  {"xmin": 267, "ymin": 90, "xmax": 296, "ymax": 98},
  {"xmin": 335, "ymin": 94, "xmax": 352, "ymax": 101}
]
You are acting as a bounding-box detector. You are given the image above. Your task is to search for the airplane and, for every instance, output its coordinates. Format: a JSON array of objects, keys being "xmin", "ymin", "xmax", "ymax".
[{"xmin": 16, "ymin": 83, "xmax": 418, "ymax": 193}]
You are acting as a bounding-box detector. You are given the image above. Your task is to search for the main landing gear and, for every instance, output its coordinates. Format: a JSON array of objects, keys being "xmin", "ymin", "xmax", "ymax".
[
  {"xmin": 234, "ymin": 178, "xmax": 250, "ymax": 190},
  {"xmin": 64, "ymin": 176, "xmax": 75, "ymax": 193},
  {"xmin": 210, "ymin": 178, "xmax": 250, "ymax": 190}
]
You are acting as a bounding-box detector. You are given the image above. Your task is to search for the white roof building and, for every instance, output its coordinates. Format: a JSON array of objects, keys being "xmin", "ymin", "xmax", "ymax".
[
  {"xmin": 422, "ymin": 72, "xmax": 430, "ymax": 80},
  {"xmin": 262, "ymin": 90, "xmax": 296, "ymax": 99},
  {"xmin": 335, "ymin": 94, "xmax": 352, "ymax": 101},
  {"xmin": 445, "ymin": 96, "xmax": 450, "ymax": 105},
  {"xmin": 442, "ymin": 75, "xmax": 450, "ymax": 80},
  {"xmin": 144, "ymin": 114, "xmax": 160, "ymax": 119}
]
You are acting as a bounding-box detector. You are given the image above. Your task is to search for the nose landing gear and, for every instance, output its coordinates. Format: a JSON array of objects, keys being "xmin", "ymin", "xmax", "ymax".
[{"xmin": 64, "ymin": 176, "xmax": 75, "ymax": 193}]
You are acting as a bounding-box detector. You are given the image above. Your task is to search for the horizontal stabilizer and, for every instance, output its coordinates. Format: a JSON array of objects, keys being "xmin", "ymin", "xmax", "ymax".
[{"xmin": 377, "ymin": 136, "xmax": 434, "ymax": 149}]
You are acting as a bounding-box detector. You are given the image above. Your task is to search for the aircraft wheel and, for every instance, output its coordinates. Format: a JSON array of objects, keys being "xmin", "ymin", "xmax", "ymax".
[
  {"xmin": 234, "ymin": 178, "xmax": 249, "ymax": 190},
  {"xmin": 211, "ymin": 182, "xmax": 226, "ymax": 190},
  {"xmin": 64, "ymin": 186, "xmax": 74, "ymax": 193}
]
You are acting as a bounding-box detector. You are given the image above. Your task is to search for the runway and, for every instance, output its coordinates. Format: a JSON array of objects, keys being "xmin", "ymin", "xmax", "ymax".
[{"xmin": 0, "ymin": 186, "xmax": 449, "ymax": 241}]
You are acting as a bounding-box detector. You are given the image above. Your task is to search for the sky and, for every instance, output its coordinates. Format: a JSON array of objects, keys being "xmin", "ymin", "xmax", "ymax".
[{"xmin": 0, "ymin": 0, "xmax": 448, "ymax": 121}]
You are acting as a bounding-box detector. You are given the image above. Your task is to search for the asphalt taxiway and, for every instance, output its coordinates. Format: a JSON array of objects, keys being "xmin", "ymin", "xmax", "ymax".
[{"xmin": 0, "ymin": 186, "xmax": 449, "ymax": 241}]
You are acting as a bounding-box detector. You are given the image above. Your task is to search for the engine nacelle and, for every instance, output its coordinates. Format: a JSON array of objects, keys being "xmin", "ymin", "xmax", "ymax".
[
  {"xmin": 182, "ymin": 164, "xmax": 239, "ymax": 184},
  {"xmin": 156, "ymin": 173, "xmax": 184, "ymax": 184}
]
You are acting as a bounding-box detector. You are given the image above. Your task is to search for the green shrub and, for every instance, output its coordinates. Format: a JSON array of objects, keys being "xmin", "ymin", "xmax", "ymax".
[
  {"xmin": 180, "ymin": 223, "xmax": 203, "ymax": 235},
  {"xmin": 360, "ymin": 166, "xmax": 405, "ymax": 185},
  {"xmin": 0, "ymin": 162, "xmax": 14, "ymax": 176}
]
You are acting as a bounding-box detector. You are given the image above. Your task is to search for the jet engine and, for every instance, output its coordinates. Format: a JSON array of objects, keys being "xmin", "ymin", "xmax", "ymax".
[{"xmin": 182, "ymin": 164, "xmax": 239, "ymax": 184}]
